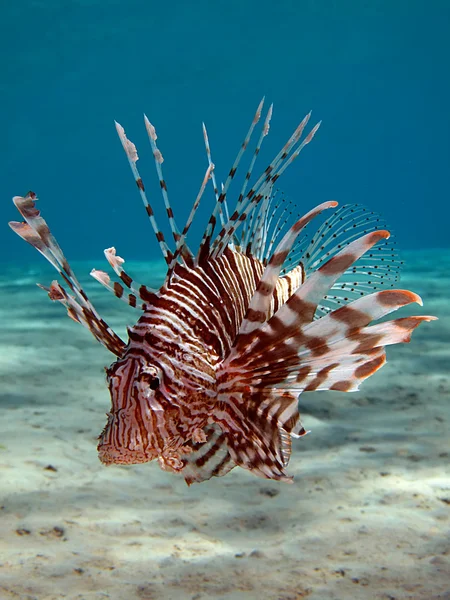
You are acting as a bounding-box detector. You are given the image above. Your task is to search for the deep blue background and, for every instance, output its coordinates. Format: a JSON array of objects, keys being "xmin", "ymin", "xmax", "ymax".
[{"xmin": 1, "ymin": 0, "xmax": 449, "ymax": 266}]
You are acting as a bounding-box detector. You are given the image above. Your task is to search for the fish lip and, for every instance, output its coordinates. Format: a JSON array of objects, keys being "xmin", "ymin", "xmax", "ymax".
[{"xmin": 97, "ymin": 443, "xmax": 157, "ymax": 465}]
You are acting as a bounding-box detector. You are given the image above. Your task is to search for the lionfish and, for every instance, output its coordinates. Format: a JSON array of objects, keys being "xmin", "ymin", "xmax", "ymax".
[{"xmin": 9, "ymin": 100, "xmax": 435, "ymax": 484}]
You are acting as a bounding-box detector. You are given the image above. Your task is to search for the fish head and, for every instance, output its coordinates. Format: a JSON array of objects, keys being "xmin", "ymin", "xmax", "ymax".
[
  {"xmin": 97, "ymin": 352, "xmax": 216, "ymax": 471},
  {"xmin": 97, "ymin": 356, "xmax": 165, "ymax": 466}
]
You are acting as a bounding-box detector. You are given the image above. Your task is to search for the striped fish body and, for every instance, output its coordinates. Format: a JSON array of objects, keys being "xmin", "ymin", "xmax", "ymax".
[
  {"xmin": 9, "ymin": 100, "xmax": 436, "ymax": 484},
  {"xmin": 99, "ymin": 247, "xmax": 303, "ymax": 476}
]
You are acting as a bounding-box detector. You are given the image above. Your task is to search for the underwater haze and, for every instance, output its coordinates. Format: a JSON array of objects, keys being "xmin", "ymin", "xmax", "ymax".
[
  {"xmin": 1, "ymin": 0, "xmax": 450, "ymax": 261},
  {"xmin": 1, "ymin": 2, "xmax": 450, "ymax": 600}
]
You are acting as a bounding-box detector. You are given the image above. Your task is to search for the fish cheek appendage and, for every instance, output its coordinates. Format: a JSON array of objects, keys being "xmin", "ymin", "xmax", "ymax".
[{"xmin": 8, "ymin": 100, "xmax": 436, "ymax": 485}]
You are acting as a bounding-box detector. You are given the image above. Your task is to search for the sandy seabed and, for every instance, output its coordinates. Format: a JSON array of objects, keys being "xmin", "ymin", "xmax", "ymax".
[{"xmin": 0, "ymin": 252, "xmax": 449, "ymax": 600}]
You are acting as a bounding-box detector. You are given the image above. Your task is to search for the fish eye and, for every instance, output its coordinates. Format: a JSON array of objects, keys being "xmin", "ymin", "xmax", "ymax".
[
  {"xmin": 149, "ymin": 377, "xmax": 160, "ymax": 390},
  {"xmin": 139, "ymin": 366, "xmax": 162, "ymax": 392}
]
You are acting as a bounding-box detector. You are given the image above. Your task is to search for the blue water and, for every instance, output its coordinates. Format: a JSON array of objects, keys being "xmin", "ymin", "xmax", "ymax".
[
  {"xmin": 2, "ymin": 0, "xmax": 449, "ymax": 265},
  {"xmin": 1, "ymin": 3, "xmax": 450, "ymax": 599}
]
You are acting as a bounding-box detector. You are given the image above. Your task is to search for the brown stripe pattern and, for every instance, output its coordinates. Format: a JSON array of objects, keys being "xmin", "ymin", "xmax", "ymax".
[
  {"xmin": 97, "ymin": 246, "xmax": 307, "ymax": 479},
  {"xmin": 8, "ymin": 101, "xmax": 437, "ymax": 485}
]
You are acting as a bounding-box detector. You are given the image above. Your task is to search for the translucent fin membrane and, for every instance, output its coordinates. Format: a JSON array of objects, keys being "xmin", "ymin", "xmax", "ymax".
[
  {"xmin": 235, "ymin": 201, "xmax": 337, "ymax": 341},
  {"xmin": 208, "ymin": 112, "xmax": 320, "ymax": 261},
  {"xmin": 116, "ymin": 101, "xmax": 319, "ymax": 270},
  {"xmin": 240, "ymin": 190, "xmax": 303, "ymax": 265},
  {"xmin": 281, "ymin": 203, "xmax": 404, "ymax": 318}
]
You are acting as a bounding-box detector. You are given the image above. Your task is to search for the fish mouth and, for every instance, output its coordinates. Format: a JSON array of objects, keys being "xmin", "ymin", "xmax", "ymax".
[
  {"xmin": 97, "ymin": 439, "xmax": 188, "ymax": 473},
  {"xmin": 97, "ymin": 442, "xmax": 157, "ymax": 465}
]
